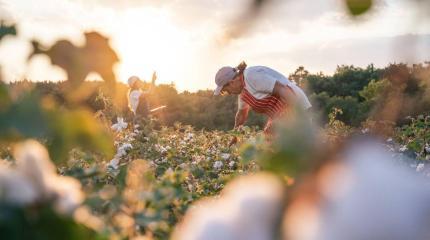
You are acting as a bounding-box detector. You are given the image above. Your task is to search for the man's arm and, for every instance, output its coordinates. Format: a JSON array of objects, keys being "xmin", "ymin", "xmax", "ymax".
[
  {"xmin": 234, "ymin": 97, "xmax": 250, "ymax": 128},
  {"xmin": 234, "ymin": 106, "xmax": 249, "ymax": 129}
]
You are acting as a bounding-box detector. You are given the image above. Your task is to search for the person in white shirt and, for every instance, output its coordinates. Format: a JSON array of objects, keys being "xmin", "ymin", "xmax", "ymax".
[
  {"xmin": 127, "ymin": 72, "xmax": 156, "ymax": 120},
  {"xmin": 214, "ymin": 62, "xmax": 312, "ymax": 137}
]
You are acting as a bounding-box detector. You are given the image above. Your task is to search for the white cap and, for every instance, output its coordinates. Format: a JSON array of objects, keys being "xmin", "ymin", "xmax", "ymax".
[
  {"xmin": 214, "ymin": 66, "xmax": 236, "ymax": 95},
  {"xmin": 128, "ymin": 76, "xmax": 139, "ymax": 87}
]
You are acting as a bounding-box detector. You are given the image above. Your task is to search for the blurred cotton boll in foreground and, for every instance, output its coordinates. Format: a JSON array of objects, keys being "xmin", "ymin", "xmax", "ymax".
[
  {"xmin": 172, "ymin": 173, "xmax": 285, "ymax": 240},
  {"xmin": 284, "ymin": 138, "xmax": 430, "ymax": 240},
  {"xmin": 0, "ymin": 140, "xmax": 84, "ymax": 215}
]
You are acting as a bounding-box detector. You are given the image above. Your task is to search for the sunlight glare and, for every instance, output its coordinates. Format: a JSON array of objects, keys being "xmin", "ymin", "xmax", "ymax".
[{"xmin": 114, "ymin": 8, "xmax": 189, "ymax": 87}]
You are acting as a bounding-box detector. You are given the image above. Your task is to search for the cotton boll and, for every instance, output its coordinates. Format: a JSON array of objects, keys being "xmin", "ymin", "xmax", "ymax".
[
  {"xmin": 213, "ymin": 161, "xmax": 223, "ymax": 170},
  {"xmin": 416, "ymin": 163, "xmax": 425, "ymax": 172},
  {"xmin": 0, "ymin": 168, "xmax": 38, "ymax": 205},
  {"xmin": 224, "ymin": 173, "xmax": 285, "ymax": 240},
  {"xmin": 49, "ymin": 176, "xmax": 84, "ymax": 214},
  {"xmin": 108, "ymin": 157, "xmax": 120, "ymax": 170},
  {"xmin": 220, "ymin": 153, "xmax": 230, "ymax": 160},
  {"xmin": 319, "ymin": 141, "xmax": 430, "ymax": 240},
  {"xmin": 10, "ymin": 140, "xmax": 84, "ymax": 215},
  {"xmin": 172, "ymin": 173, "xmax": 285, "ymax": 240},
  {"xmin": 13, "ymin": 140, "xmax": 57, "ymax": 198},
  {"xmin": 172, "ymin": 199, "xmax": 237, "ymax": 240},
  {"xmin": 285, "ymin": 139, "xmax": 430, "ymax": 240},
  {"xmin": 111, "ymin": 117, "xmax": 128, "ymax": 132}
]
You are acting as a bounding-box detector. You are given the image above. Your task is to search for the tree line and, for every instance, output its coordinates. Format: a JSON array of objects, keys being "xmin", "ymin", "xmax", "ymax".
[{"xmin": 7, "ymin": 62, "xmax": 430, "ymax": 130}]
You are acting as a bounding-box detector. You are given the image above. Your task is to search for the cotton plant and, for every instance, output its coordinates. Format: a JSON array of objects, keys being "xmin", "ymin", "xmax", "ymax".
[{"xmin": 0, "ymin": 140, "xmax": 84, "ymax": 214}]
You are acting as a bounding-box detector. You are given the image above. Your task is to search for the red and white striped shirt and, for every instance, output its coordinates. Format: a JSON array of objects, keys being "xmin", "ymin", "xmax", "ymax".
[{"xmin": 239, "ymin": 66, "xmax": 311, "ymax": 119}]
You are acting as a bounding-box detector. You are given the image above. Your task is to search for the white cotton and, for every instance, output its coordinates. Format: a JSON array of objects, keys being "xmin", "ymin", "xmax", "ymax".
[
  {"xmin": 425, "ymin": 144, "xmax": 430, "ymax": 153},
  {"xmin": 416, "ymin": 163, "xmax": 425, "ymax": 172},
  {"xmin": 399, "ymin": 145, "xmax": 408, "ymax": 152},
  {"xmin": 317, "ymin": 140, "xmax": 430, "ymax": 240},
  {"xmin": 13, "ymin": 139, "xmax": 57, "ymax": 198},
  {"xmin": 108, "ymin": 158, "xmax": 120, "ymax": 170},
  {"xmin": 213, "ymin": 161, "xmax": 223, "ymax": 170},
  {"xmin": 114, "ymin": 143, "xmax": 133, "ymax": 158},
  {"xmin": 49, "ymin": 176, "xmax": 84, "ymax": 214},
  {"xmin": 172, "ymin": 173, "xmax": 284, "ymax": 240},
  {"xmin": 0, "ymin": 168, "xmax": 38, "ymax": 205},
  {"xmin": 220, "ymin": 153, "xmax": 230, "ymax": 160},
  {"xmin": 229, "ymin": 161, "xmax": 235, "ymax": 168},
  {"xmin": 3, "ymin": 140, "xmax": 85, "ymax": 215},
  {"xmin": 111, "ymin": 117, "xmax": 128, "ymax": 132}
]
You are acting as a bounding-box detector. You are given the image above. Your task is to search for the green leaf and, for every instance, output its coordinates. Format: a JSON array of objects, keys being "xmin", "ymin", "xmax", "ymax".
[
  {"xmin": 47, "ymin": 109, "xmax": 114, "ymax": 163},
  {"xmin": 0, "ymin": 204, "xmax": 105, "ymax": 240},
  {"xmin": 345, "ymin": 0, "xmax": 373, "ymax": 16}
]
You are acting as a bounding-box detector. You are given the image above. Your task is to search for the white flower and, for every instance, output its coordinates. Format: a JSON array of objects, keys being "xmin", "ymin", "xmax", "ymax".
[
  {"xmin": 213, "ymin": 161, "xmax": 223, "ymax": 170},
  {"xmin": 386, "ymin": 138, "xmax": 393, "ymax": 143},
  {"xmin": 111, "ymin": 117, "xmax": 128, "ymax": 132},
  {"xmin": 361, "ymin": 128, "xmax": 369, "ymax": 134},
  {"xmin": 399, "ymin": 145, "xmax": 408, "ymax": 152},
  {"xmin": 229, "ymin": 161, "xmax": 235, "ymax": 168},
  {"xmin": 416, "ymin": 163, "xmax": 425, "ymax": 172},
  {"xmin": 220, "ymin": 153, "xmax": 230, "ymax": 160}
]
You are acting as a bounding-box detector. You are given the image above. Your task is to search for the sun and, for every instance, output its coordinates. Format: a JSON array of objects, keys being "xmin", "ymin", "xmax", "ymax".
[{"xmin": 113, "ymin": 7, "xmax": 189, "ymax": 86}]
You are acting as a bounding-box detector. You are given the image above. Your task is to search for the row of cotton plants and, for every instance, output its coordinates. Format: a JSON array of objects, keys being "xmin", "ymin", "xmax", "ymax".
[
  {"xmin": 72, "ymin": 117, "xmax": 262, "ymax": 239},
  {"xmin": 0, "ymin": 112, "xmax": 428, "ymax": 239}
]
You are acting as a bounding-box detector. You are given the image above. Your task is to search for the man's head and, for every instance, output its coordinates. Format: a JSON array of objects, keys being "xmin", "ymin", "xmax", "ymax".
[
  {"xmin": 214, "ymin": 66, "xmax": 243, "ymax": 95},
  {"xmin": 128, "ymin": 76, "xmax": 140, "ymax": 88}
]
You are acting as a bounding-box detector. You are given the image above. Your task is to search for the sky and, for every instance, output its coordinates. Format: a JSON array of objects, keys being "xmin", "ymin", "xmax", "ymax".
[{"xmin": 0, "ymin": 0, "xmax": 429, "ymax": 92}]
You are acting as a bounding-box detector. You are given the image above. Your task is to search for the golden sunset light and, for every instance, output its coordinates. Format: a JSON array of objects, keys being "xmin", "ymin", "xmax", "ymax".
[
  {"xmin": 114, "ymin": 7, "xmax": 192, "ymax": 85},
  {"xmin": 1, "ymin": 1, "xmax": 430, "ymax": 239}
]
